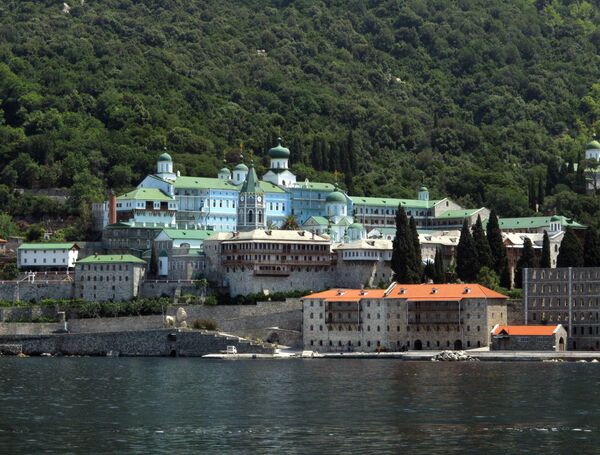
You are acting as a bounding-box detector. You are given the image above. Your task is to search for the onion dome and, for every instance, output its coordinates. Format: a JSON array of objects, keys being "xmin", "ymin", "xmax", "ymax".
[
  {"xmin": 348, "ymin": 223, "xmax": 364, "ymax": 230},
  {"xmin": 234, "ymin": 163, "xmax": 249, "ymax": 171},
  {"xmin": 586, "ymin": 140, "xmax": 600, "ymax": 150},
  {"xmin": 158, "ymin": 152, "xmax": 172, "ymax": 162},
  {"xmin": 268, "ymin": 138, "xmax": 290, "ymax": 159},
  {"xmin": 419, "ymin": 185, "xmax": 428, "ymax": 192},
  {"xmin": 550, "ymin": 215, "xmax": 561, "ymax": 222},
  {"xmin": 326, "ymin": 190, "xmax": 346, "ymax": 203}
]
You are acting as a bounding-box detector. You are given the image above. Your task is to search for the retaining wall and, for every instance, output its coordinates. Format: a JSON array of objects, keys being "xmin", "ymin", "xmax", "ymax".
[{"xmin": 0, "ymin": 329, "xmax": 274, "ymax": 356}]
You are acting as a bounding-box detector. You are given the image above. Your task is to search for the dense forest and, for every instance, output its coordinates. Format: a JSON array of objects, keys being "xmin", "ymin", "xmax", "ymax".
[{"xmin": 1, "ymin": 0, "xmax": 600, "ymax": 239}]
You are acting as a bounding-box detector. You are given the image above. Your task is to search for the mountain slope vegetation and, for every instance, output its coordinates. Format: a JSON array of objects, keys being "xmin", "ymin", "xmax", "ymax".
[{"xmin": 1, "ymin": 0, "xmax": 600, "ymax": 236}]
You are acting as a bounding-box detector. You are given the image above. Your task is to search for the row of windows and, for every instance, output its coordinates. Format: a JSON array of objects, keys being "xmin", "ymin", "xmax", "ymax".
[
  {"xmin": 81, "ymin": 264, "xmax": 131, "ymax": 271},
  {"xmin": 81, "ymin": 275, "xmax": 129, "ymax": 282},
  {"xmin": 22, "ymin": 258, "xmax": 67, "ymax": 264},
  {"xmin": 308, "ymin": 340, "xmax": 481, "ymax": 348}
]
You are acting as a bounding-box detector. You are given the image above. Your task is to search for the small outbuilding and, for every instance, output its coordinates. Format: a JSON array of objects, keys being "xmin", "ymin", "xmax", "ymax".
[{"xmin": 490, "ymin": 325, "xmax": 567, "ymax": 351}]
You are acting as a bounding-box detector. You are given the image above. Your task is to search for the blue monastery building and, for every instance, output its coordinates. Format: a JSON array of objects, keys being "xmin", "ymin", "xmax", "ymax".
[{"xmin": 98, "ymin": 139, "xmax": 488, "ymax": 245}]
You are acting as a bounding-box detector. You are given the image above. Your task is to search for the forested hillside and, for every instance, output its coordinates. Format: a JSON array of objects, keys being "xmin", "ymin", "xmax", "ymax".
[{"xmin": 1, "ymin": 0, "xmax": 600, "ymax": 238}]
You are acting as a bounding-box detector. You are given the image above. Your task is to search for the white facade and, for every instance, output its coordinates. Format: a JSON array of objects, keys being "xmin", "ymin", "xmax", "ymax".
[{"xmin": 17, "ymin": 244, "xmax": 79, "ymax": 270}]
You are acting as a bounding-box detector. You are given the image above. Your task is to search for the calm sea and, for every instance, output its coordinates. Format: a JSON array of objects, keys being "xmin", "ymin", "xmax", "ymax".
[{"xmin": 0, "ymin": 358, "xmax": 599, "ymax": 454}]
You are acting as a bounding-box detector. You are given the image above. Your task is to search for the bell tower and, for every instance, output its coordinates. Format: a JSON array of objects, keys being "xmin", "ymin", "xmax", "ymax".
[{"xmin": 237, "ymin": 162, "xmax": 266, "ymax": 231}]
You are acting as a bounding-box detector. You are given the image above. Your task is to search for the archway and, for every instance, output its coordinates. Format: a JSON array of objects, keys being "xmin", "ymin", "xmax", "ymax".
[
  {"xmin": 248, "ymin": 210, "xmax": 254, "ymax": 223},
  {"xmin": 454, "ymin": 339, "xmax": 463, "ymax": 350},
  {"xmin": 414, "ymin": 340, "xmax": 423, "ymax": 351},
  {"xmin": 266, "ymin": 332, "xmax": 280, "ymax": 344},
  {"xmin": 559, "ymin": 337, "xmax": 565, "ymax": 351}
]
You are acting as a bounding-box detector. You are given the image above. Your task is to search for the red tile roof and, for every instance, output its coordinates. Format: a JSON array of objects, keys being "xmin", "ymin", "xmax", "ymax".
[
  {"xmin": 303, "ymin": 284, "xmax": 507, "ymax": 302},
  {"xmin": 386, "ymin": 283, "xmax": 507, "ymax": 300},
  {"xmin": 492, "ymin": 325, "xmax": 561, "ymax": 336},
  {"xmin": 302, "ymin": 289, "xmax": 385, "ymax": 302}
]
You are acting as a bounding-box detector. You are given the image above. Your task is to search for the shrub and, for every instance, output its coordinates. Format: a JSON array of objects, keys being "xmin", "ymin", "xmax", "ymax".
[
  {"xmin": 192, "ymin": 319, "xmax": 218, "ymax": 331},
  {"xmin": 204, "ymin": 295, "xmax": 218, "ymax": 306}
]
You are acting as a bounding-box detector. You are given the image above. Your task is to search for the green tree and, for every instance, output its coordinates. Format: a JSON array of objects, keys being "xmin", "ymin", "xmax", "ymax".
[
  {"xmin": 557, "ymin": 228, "xmax": 584, "ymax": 268},
  {"xmin": 0, "ymin": 262, "xmax": 18, "ymax": 280},
  {"xmin": 540, "ymin": 230, "xmax": 551, "ymax": 268},
  {"xmin": 409, "ymin": 216, "xmax": 422, "ymax": 280},
  {"xmin": 26, "ymin": 225, "xmax": 44, "ymax": 242},
  {"xmin": 391, "ymin": 205, "xmax": 419, "ymax": 283},
  {"xmin": 433, "ymin": 248, "xmax": 446, "ymax": 284},
  {"xmin": 281, "ymin": 215, "xmax": 300, "ymax": 230},
  {"xmin": 477, "ymin": 266, "xmax": 500, "ymax": 291},
  {"xmin": 499, "ymin": 255, "xmax": 511, "ymax": 290},
  {"xmin": 472, "ymin": 215, "xmax": 492, "ymax": 269},
  {"xmin": 457, "ymin": 219, "xmax": 480, "ymax": 282},
  {"xmin": 515, "ymin": 238, "xmax": 536, "ymax": 288},
  {"xmin": 486, "ymin": 210, "xmax": 505, "ymax": 274},
  {"xmin": 584, "ymin": 228, "xmax": 600, "ymax": 267},
  {"xmin": 149, "ymin": 245, "xmax": 158, "ymax": 276}
]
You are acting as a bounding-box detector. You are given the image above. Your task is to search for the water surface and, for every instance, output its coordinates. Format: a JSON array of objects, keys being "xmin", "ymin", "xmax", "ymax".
[{"xmin": 0, "ymin": 358, "xmax": 599, "ymax": 453}]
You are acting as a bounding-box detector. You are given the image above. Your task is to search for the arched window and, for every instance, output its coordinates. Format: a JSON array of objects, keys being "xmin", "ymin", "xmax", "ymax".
[
  {"xmin": 258, "ymin": 211, "xmax": 263, "ymax": 223},
  {"xmin": 248, "ymin": 210, "xmax": 254, "ymax": 223}
]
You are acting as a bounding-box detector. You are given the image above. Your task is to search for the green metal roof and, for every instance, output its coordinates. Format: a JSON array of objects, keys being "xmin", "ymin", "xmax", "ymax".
[
  {"xmin": 348, "ymin": 223, "xmax": 364, "ymax": 229},
  {"xmin": 586, "ymin": 140, "xmax": 600, "ymax": 150},
  {"xmin": 174, "ymin": 176, "xmax": 240, "ymax": 191},
  {"xmin": 294, "ymin": 182, "xmax": 336, "ymax": 191},
  {"xmin": 158, "ymin": 152, "xmax": 172, "ymax": 162},
  {"xmin": 77, "ymin": 254, "xmax": 146, "ymax": 264},
  {"xmin": 303, "ymin": 216, "xmax": 329, "ymax": 226},
  {"xmin": 18, "ymin": 243, "xmax": 78, "ymax": 250},
  {"xmin": 435, "ymin": 209, "xmax": 482, "ymax": 219},
  {"xmin": 159, "ymin": 250, "xmax": 168, "ymax": 257},
  {"xmin": 498, "ymin": 216, "xmax": 585, "ymax": 230},
  {"xmin": 268, "ymin": 138, "xmax": 290, "ymax": 159},
  {"xmin": 219, "ymin": 167, "xmax": 230, "ymax": 174},
  {"xmin": 117, "ymin": 188, "xmax": 174, "ymax": 202},
  {"xmin": 173, "ymin": 175, "xmax": 284, "ymax": 194},
  {"xmin": 159, "ymin": 229, "xmax": 216, "ymax": 240},
  {"xmin": 259, "ymin": 181, "xmax": 286, "ymax": 193},
  {"xmin": 326, "ymin": 191, "xmax": 346, "ymax": 203},
  {"xmin": 240, "ymin": 163, "xmax": 264, "ymax": 194},
  {"xmin": 349, "ymin": 196, "xmax": 438, "ymax": 209}
]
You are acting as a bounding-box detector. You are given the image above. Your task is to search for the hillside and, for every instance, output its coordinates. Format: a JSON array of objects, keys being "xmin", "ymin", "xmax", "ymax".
[{"xmin": 1, "ymin": 0, "xmax": 600, "ymax": 237}]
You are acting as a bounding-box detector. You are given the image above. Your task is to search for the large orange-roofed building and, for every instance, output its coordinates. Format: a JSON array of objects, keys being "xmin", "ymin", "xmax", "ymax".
[{"xmin": 302, "ymin": 283, "xmax": 508, "ymax": 352}]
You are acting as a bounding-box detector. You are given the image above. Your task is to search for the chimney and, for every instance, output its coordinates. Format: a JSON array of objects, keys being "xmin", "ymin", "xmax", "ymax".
[{"xmin": 108, "ymin": 189, "xmax": 117, "ymax": 225}]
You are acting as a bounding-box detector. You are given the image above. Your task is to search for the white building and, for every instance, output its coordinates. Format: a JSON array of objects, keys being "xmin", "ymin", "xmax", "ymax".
[{"xmin": 17, "ymin": 243, "xmax": 80, "ymax": 270}]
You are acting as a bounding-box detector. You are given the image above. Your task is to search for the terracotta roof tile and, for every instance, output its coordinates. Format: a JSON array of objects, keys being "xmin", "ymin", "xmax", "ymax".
[{"xmin": 492, "ymin": 325, "xmax": 561, "ymax": 336}]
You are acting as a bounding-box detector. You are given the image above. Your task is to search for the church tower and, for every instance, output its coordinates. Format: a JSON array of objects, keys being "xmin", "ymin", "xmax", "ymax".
[{"xmin": 237, "ymin": 162, "xmax": 266, "ymax": 231}]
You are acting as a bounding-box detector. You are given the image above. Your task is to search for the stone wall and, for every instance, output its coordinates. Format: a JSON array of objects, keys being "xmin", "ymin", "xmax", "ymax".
[
  {"xmin": 0, "ymin": 305, "xmax": 58, "ymax": 322},
  {"xmin": 0, "ymin": 329, "xmax": 274, "ymax": 356},
  {"xmin": 222, "ymin": 269, "xmax": 335, "ymax": 297},
  {"xmin": 0, "ymin": 282, "xmax": 74, "ymax": 303},
  {"xmin": 491, "ymin": 333, "xmax": 565, "ymax": 351},
  {"xmin": 141, "ymin": 281, "xmax": 203, "ymax": 299},
  {"xmin": 335, "ymin": 260, "xmax": 391, "ymax": 288},
  {"xmin": 507, "ymin": 299, "xmax": 525, "ymax": 325}
]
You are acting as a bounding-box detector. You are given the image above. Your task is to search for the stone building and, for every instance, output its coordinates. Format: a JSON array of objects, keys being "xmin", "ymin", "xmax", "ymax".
[
  {"xmin": 75, "ymin": 254, "xmax": 146, "ymax": 302},
  {"xmin": 490, "ymin": 324, "xmax": 567, "ymax": 351},
  {"xmin": 523, "ymin": 267, "xmax": 600, "ymax": 350},
  {"xmin": 504, "ymin": 232, "xmax": 563, "ymax": 284},
  {"xmin": 204, "ymin": 230, "xmax": 335, "ymax": 297},
  {"xmin": 153, "ymin": 229, "xmax": 216, "ymax": 280},
  {"xmin": 302, "ymin": 283, "xmax": 508, "ymax": 352}
]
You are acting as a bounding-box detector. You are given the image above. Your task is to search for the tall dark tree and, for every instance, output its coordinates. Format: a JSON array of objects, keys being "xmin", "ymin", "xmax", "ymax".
[
  {"xmin": 423, "ymin": 261, "xmax": 435, "ymax": 283},
  {"xmin": 545, "ymin": 160, "xmax": 560, "ymax": 196},
  {"xmin": 528, "ymin": 176, "xmax": 536, "ymax": 210},
  {"xmin": 584, "ymin": 228, "xmax": 600, "ymax": 267},
  {"xmin": 537, "ymin": 177, "xmax": 544, "ymax": 207},
  {"xmin": 499, "ymin": 255, "xmax": 511, "ymax": 290},
  {"xmin": 515, "ymin": 238, "xmax": 536, "ymax": 288},
  {"xmin": 391, "ymin": 205, "xmax": 419, "ymax": 283},
  {"xmin": 472, "ymin": 215, "xmax": 492, "ymax": 269},
  {"xmin": 409, "ymin": 216, "xmax": 422, "ymax": 280},
  {"xmin": 540, "ymin": 230, "xmax": 551, "ymax": 268},
  {"xmin": 149, "ymin": 245, "xmax": 158, "ymax": 276},
  {"xmin": 486, "ymin": 210, "xmax": 505, "ymax": 274},
  {"xmin": 557, "ymin": 227, "xmax": 584, "ymax": 268},
  {"xmin": 457, "ymin": 219, "xmax": 480, "ymax": 282},
  {"xmin": 433, "ymin": 248, "xmax": 446, "ymax": 284}
]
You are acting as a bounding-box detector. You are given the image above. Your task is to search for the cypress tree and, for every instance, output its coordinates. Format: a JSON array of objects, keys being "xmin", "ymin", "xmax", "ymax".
[
  {"xmin": 575, "ymin": 164, "xmax": 586, "ymax": 194},
  {"xmin": 528, "ymin": 177, "xmax": 535, "ymax": 210},
  {"xmin": 540, "ymin": 230, "xmax": 551, "ymax": 268},
  {"xmin": 472, "ymin": 215, "xmax": 492, "ymax": 269},
  {"xmin": 423, "ymin": 261, "xmax": 435, "ymax": 283},
  {"xmin": 499, "ymin": 255, "xmax": 511, "ymax": 289},
  {"xmin": 515, "ymin": 238, "xmax": 536, "ymax": 288},
  {"xmin": 457, "ymin": 219, "xmax": 480, "ymax": 282},
  {"xmin": 409, "ymin": 216, "xmax": 422, "ymax": 280},
  {"xmin": 584, "ymin": 228, "xmax": 600, "ymax": 267},
  {"xmin": 557, "ymin": 227, "xmax": 584, "ymax": 268},
  {"xmin": 150, "ymin": 245, "xmax": 158, "ymax": 276},
  {"xmin": 391, "ymin": 205, "xmax": 419, "ymax": 283},
  {"xmin": 433, "ymin": 248, "xmax": 445, "ymax": 284},
  {"xmin": 486, "ymin": 209, "xmax": 505, "ymax": 274},
  {"xmin": 545, "ymin": 160, "xmax": 559, "ymax": 196},
  {"xmin": 537, "ymin": 177, "xmax": 544, "ymax": 207}
]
